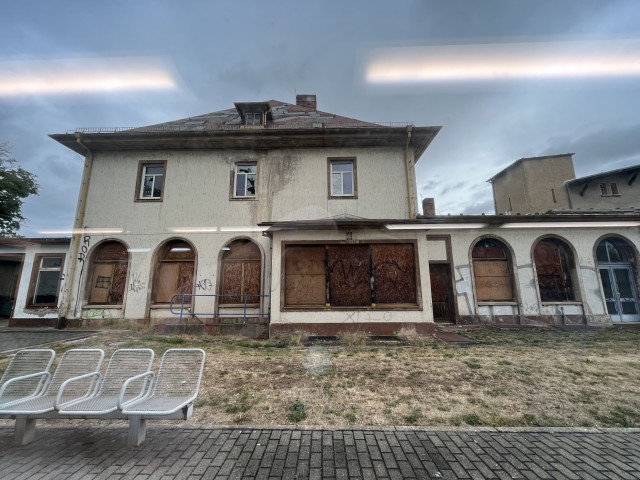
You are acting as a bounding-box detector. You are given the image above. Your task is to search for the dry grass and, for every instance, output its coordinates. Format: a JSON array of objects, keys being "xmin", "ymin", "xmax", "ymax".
[{"xmin": 1, "ymin": 326, "xmax": 640, "ymax": 428}]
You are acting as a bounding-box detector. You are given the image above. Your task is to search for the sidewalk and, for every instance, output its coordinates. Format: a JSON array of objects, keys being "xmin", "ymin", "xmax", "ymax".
[{"xmin": 1, "ymin": 424, "xmax": 639, "ymax": 479}]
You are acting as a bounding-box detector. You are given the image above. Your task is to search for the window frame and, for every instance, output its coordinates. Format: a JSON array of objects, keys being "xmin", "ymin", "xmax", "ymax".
[
  {"xmin": 533, "ymin": 236, "xmax": 580, "ymax": 304},
  {"xmin": 231, "ymin": 162, "xmax": 258, "ymax": 199},
  {"xmin": 281, "ymin": 240, "xmax": 421, "ymax": 311},
  {"xmin": 134, "ymin": 160, "xmax": 167, "ymax": 202},
  {"xmin": 471, "ymin": 238, "xmax": 516, "ymax": 304},
  {"xmin": 245, "ymin": 112, "xmax": 263, "ymax": 126},
  {"xmin": 610, "ymin": 182, "xmax": 619, "ymax": 195},
  {"xmin": 152, "ymin": 240, "xmax": 196, "ymax": 305},
  {"xmin": 327, "ymin": 157, "xmax": 358, "ymax": 199},
  {"xmin": 26, "ymin": 253, "xmax": 65, "ymax": 308}
]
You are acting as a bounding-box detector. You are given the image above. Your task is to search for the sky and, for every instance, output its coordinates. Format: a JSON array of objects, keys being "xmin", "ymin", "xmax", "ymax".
[{"xmin": 1, "ymin": 0, "xmax": 640, "ymax": 236}]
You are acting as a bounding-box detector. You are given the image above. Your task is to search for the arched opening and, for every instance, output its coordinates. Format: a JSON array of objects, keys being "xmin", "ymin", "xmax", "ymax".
[
  {"xmin": 471, "ymin": 238, "xmax": 515, "ymax": 302},
  {"xmin": 220, "ymin": 239, "xmax": 261, "ymax": 305},
  {"xmin": 533, "ymin": 237, "xmax": 578, "ymax": 302},
  {"xmin": 596, "ymin": 237, "xmax": 640, "ymax": 322},
  {"xmin": 87, "ymin": 241, "xmax": 128, "ymax": 305},
  {"xmin": 152, "ymin": 240, "xmax": 195, "ymax": 304}
]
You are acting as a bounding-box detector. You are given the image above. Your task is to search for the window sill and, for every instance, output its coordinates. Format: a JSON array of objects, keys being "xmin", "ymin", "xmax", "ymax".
[
  {"xmin": 25, "ymin": 305, "xmax": 58, "ymax": 309},
  {"xmin": 328, "ymin": 195, "xmax": 358, "ymax": 200},
  {"xmin": 283, "ymin": 305, "xmax": 421, "ymax": 311},
  {"xmin": 230, "ymin": 197, "xmax": 258, "ymax": 201},
  {"xmin": 150, "ymin": 303, "xmax": 190, "ymax": 309},
  {"xmin": 83, "ymin": 304, "xmax": 123, "ymax": 309},
  {"xmin": 477, "ymin": 301, "xmax": 518, "ymax": 306},
  {"xmin": 541, "ymin": 301, "xmax": 582, "ymax": 306},
  {"xmin": 135, "ymin": 198, "xmax": 163, "ymax": 203}
]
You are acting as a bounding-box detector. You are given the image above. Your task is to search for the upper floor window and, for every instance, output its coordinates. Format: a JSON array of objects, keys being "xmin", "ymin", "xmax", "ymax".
[
  {"xmin": 610, "ymin": 183, "xmax": 619, "ymax": 195},
  {"xmin": 600, "ymin": 182, "xmax": 620, "ymax": 196},
  {"xmin": 245, "ymin": 112, "xmax": 263, "ymax": 126},
  {"xmin": 136, "ymin": 161, "xmax": 166, "ymax": 201},
  {"xmin": 328, "ymin": 158, "xmax": 357, "ymax": 198},
  {"xmin": 234, "ymin": 163, "xmax": 257, "ymax": 198},
  {"xmin": 27, "ymin": 254, "xmax": 65, "ymax": 307}
]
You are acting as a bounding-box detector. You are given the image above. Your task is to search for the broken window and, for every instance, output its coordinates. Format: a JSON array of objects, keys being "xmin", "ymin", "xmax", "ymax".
[
  {"xmin": 283, "ymin": 243, "xmax": 418, "ymax": 308},
  {"xmin": 136, "ymin": 161, "xmax": 166, "ymax": 200},
  {"xmin": 534, "ymin": 238, "xmax": 577, "ymax": 302},
  {"xmin": 27, "ymin": 254, "xmax": 65, "ymax": 307},
  {"xmin": 329, "ymin": 158, "xmax": 356, "ymax": 197},
  {"xmin": 153, "ymin": 240, "xmax": 195, "ymax": 304},
  {"xmin": 220, "ymin": 239, "xmax": 261, "ymax": 304},
  {"xmin": 472, "ymin": 238, "xmax": 514, "ymax": 302},
  {"xmin": 234, "ymin": 163, "xmax": 257, "ymax": 198},
  {"xmin": 88, "ymin": 241, "xmax": 128, "ymax": 305}
]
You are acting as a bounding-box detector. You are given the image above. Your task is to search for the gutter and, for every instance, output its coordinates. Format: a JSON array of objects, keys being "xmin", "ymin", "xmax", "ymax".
[
  {"xmin": 404, "ymin": 125, "xmax": 414, "ymax": 218},
  {"xmin": 58, "ymin": 133, "xmax": 93, "ymax": 326}
]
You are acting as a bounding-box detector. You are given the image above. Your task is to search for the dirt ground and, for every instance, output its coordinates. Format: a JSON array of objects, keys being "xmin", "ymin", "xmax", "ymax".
[{"xmin": 1, "ymin": 325, "xmax": 639, "ymax": 428}]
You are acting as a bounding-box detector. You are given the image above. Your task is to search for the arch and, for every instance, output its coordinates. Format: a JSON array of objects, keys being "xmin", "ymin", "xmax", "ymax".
[
  {"xmin": 151, "ymin": 239, "xmax": 196, "ymax": 304},
  {"xmin": 470, "ymin": 236, "xmax": 516, "ymax": 302},
  {"xmin": 219, "ymin": 238, "xmax": 262, "ymax": 304},
  {"xmin": 86, "ymin": 240, "xmax": 129, "ymax": 305},
  {"xmin": 594, "ymin": 235, "xmax": 640, "ymax": 322},
  {"xmin": 532, "ymin": 235, "xmax": 579, "ymax": 302}
]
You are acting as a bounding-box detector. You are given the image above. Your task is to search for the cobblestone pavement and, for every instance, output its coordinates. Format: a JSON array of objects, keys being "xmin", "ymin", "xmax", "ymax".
[
  {"xmin": 0, "ymin": 425, "xmax": 639, "ymax": 479},
  {"xmin": 0, "ymin": 328, "xmax": 100, "ymax": 354}
]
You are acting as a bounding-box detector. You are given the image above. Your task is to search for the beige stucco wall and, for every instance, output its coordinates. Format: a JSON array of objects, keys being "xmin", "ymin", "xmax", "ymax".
[
  {"xmin": 567, "ymin": 171, "xmax": 640, "ymax": 210},
  {"xmin": 492, "ymin": 155, "xmax": 575, "ymax": 214}
]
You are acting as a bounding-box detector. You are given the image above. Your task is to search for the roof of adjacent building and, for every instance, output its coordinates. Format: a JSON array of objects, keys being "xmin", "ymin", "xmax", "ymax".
[
  {"xmin": 0, "ymin": 237, "xmax": 70, "ymax": 247},
  {"xmin": 49, "ymin": 96, "xmax": 441, "ymax": 162},
  {"xmin": 486, "ymin": 153, "xmax": 575, "ymax": 183},
  {"xmin": 565, "ymin": 163, "xmax": 640, "ymax": 186}
]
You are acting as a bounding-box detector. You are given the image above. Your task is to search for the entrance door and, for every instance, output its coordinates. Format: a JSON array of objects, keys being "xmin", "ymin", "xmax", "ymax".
[
  {"xmin": 429, "ymin": 263, "xmax": 454, "ymax": 322},
  {"xmin": 599, "ymin": 265, "xmax": 640, "ymax": 322},
  {"xmin": 0, "ymin": 257, "xmax": 23, "ymax": 318}
]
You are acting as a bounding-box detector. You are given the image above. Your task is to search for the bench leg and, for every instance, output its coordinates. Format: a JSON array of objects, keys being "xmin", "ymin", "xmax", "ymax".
[
  {"xmin": 127, "ymin": 416, "xmax": 147, "ymax": 447},
  {"xmin": 15, "ymin": 417, "xmax": 37, "ymax": 446}
]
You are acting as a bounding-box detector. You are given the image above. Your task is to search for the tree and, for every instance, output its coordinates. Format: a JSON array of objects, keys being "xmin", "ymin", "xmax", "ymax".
[{"xmin": 0, "ymin": 142, "xmax": 39, "ymax": 236}]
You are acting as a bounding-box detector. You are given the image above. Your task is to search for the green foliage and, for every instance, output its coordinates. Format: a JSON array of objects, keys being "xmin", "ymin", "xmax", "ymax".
[
  {"xmin": 287, "ymin": 399, "xmax": 308, "ymax": 422},
  {"xmin": 0, "ymin": 143, "xmax": 39, "ymax": 236}
]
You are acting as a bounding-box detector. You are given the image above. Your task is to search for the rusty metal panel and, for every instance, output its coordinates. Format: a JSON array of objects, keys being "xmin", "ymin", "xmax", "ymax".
[
  {"xmin": 328, "ymin": 245, "xmax": 371, "ymax": 306},
  {"xmin": 535, "ymin": 240, "xmax": 573, "ymax": 301},
  {"xmin": 153, "ymin": 263, "xmax": 178, "ymax": 303},
  {"xmin": 109, "ymin": 263, "xmax": 128, "ymax": 304},
  {"xmin": 89, "ymin": 263, "xmax": 113, "ymax": 304},
  {"xmin": 285, "ymin": 246, "xmax": 326, "ymax": 306},
  {"xmin": 372, "ymin": 244, "xmax": 416, "ymax": 304},
  {"xmin": 223, "ymin": 240, "xmax": 261, "ymax": 261},
  {"xmin": 95, "ymin": 242, "xmax": 128, "ymax": 262},
  {"xmin": 429, "ymin": 263, "xmax": 452, "ymax": 320},
  {"xmin": 221, "ymin": 263, "xmax": 242, "ymax": 304},
  {"xmin": 176, "ymin": 262, "xmax": 194, "ymax": 302},
  {"xmin": 244, "ymin": 262, "xmax": 261, "ymax": 303}
]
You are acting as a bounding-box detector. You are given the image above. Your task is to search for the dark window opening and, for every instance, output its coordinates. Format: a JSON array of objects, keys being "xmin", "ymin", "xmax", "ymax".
[{"xmin": 534, "ymin": 238, "xmax": 577, "ymax": 302}]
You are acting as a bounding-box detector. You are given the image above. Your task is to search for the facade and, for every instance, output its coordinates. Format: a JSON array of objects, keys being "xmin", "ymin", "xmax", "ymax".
[
  {"xmin": 50, "ymin": 95, "xmax": 640, "ymax": 335},
  {"xmin": 565, "ymin": 164, "xmax": 640, "ymax": 211},
  {"xmin": 488, "ymin": 154, "xmax": 576, "ymax": 214},
  {"xmin": 0, "ymin": 237, "xmax": 70, "ymax": 326}
]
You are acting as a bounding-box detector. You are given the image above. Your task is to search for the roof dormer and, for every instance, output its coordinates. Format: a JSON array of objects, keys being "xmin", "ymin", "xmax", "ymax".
[{"xmin": 234, "ymin": 102, "xmax": 272, "ymax": 128}]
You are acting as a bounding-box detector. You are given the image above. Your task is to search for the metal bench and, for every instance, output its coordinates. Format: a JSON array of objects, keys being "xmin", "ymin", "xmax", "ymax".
[
  {"xmin": 0, "ymin": 349, "xmax": 56, "ymax": 408},
  {"xmin": 120, "ymin": 348, "xmax": 206, "ymax": 446},
  {"xmin": 1, "ymin": 348, "xmax": 205, "ymax": 447}
]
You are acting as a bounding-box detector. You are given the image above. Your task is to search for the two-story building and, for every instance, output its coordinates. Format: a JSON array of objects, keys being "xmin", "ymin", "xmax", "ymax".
[{"xmin": 50, "ymin": 95, "xmax": 640, "ymax": 335}]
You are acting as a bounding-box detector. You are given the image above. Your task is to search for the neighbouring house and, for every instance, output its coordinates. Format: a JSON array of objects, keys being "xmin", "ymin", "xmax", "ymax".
[
  {"xmin": 564, "ymin": 164, "xmax": 640, "ymax": 211},
  {"xmin": 0, "ymin": 237, "xmax": 70, "ymax": 327},
  {"xmin": 49, "ymin": 95, "xmax": 640, "ymax": 335}
]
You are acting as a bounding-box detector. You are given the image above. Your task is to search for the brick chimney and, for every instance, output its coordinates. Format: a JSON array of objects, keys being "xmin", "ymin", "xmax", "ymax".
[
  {"xmin": 296, "ymin": 94, "xmax": 317, "ymax": 110},
  {"xmin": 422, "ymin": 198, "xmax": 436, "ymax": 216}
]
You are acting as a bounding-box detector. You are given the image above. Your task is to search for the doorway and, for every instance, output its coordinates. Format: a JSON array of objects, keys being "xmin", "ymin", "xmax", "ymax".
[
  {"xmin": 596, "ymin": 238, "xmax": 640, "ymax": 322},
  {"xmin": 0, "ymin": 255, "xmax": 24, "ymax": 318},
  {"xmin": 429, "ymin": 263, "xmax": 454, "ymax": 322}
]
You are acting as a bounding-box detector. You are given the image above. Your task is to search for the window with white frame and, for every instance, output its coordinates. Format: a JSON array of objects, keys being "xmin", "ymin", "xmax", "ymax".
[
  {"xmin": 329, "ymin": 159, "xmax": 356, "ymax": 197},
  {"xmin": 138, "ymin": 162, "xmax": 165, "ymax": 200},
  {"xmin": 234, "ymin": 163, "xmax": 257, "ymax": 198},
  {"xmin": 27, "ymin": 254, "xmax": 64, "ymax": 307},
  {"xmin": 610, "ymin": 183, "xmax": 619, "ymax": 195}
]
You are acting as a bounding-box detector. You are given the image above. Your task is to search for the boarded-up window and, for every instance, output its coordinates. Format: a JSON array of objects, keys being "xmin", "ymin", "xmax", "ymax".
[
  {"xmin": 220, "ymin": 240, "xmax": 261, "ymax": 304},
  {"xmin": 284, "ymin": 246, "xmax": 326, "ymax": 306},
  {"xmin": 283, "ymin": 243, "xmax": 418, "ymax": 308},
  {"xmin": 534, "ymin": 239, "xmax": 575, "ymax": 302},
  {"xmin": 472, "ymin": 239, "xmax": 514, "ymax": 302},
  {"xmin": 153, "ymin": 241, "xmax": 195, "ymax": 304},
  {"xmin": 372, "ymin": 244, "xmax": 416, "ymax": 304},
  {"xmin": 88, "ymin": 242, "xmax": 128, "ymax": 305}
]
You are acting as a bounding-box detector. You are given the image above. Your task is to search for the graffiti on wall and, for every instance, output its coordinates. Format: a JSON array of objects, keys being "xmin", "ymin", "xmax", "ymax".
[
  {"xmin": 83, "ymin": 308, "xmax": 111, "ymax": 319},
  {"xmin": 196, "ymin": 278, "xmax": 213, "ymax": 291},
  {"xmin": 128, "ymin": 273, "xmax": 146, "ymax": 293}
]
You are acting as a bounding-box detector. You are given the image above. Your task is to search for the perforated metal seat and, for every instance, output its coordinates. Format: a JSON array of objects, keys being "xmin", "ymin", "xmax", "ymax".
[
  {"xmin": 0, "ymin": 349, "xmax": 104, "ymax": 415},
  {"xmin": 121, "ymin": 348, "xmax": 205, "ymax": 416},
  {"xmin": 58, "ymin": 349, "xmax": 154, "ymax": 415},
  {"xmin": 0, "ymin": 349, "xmax": 55, "ymax": 408}
]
